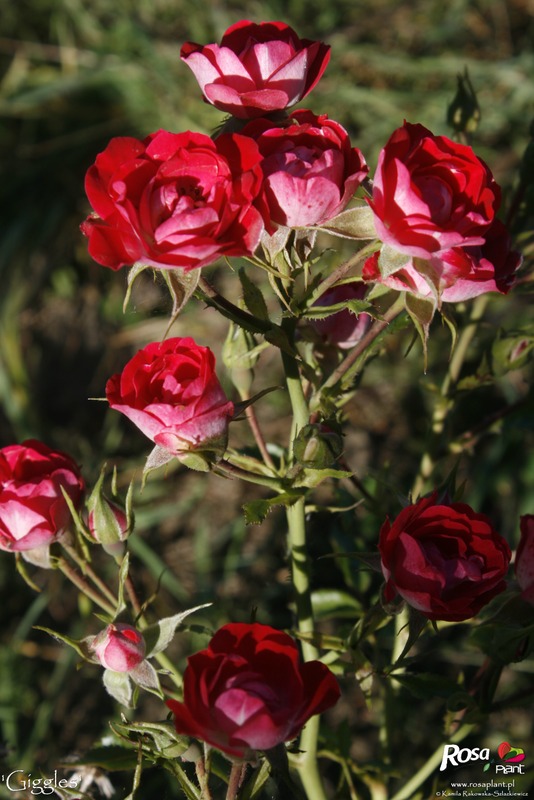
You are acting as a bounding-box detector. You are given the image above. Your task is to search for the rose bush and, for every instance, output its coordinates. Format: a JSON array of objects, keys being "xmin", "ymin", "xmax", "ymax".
[
  {"xmin": 515, "ymin": 515, "xmax": 534, "ymax": 604},
  {"xmin": 166, "ymin": 622, "xmax": 340, "ymax": 758},
  {"xmin": 242, "ymin": 110, "xmax": 368, "ymax": 227},
  {"xmin": 81, "ymin": 129, "xmax": 267, "ymax": 271},
  {"xmin": 0, "ymin": 440, "xmax": 84, "ymax": 557},
  {"xmin": 181, "ymin": 20, "xmax": 330, "ymax": 119},
  {"xmin": 106, "ymin": 337, "xmax": 234, "ymax": 462},
  {"xmin": 379, "ymin": 494, "xmax": 511, "ymax": 621},
  {"xmin": 91, "ymin": 624, "xmax": 146, "ymax": 673}
]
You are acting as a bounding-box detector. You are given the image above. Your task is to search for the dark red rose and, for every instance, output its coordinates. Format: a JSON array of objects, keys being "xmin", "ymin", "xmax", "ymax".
[
  {"xmin": 379, "ymin": 494, "xmax": 511, "ymax": 621},
  {"xmin": 0, "ymin": 440, "xmax": 84, "ymax": 555},
  {"xmin": 81, "ymin": 129, "xmax": 266, "ymax": 271},
  {"xmin": 166, "ymin": 622, "xmax": 340, "ymax": 758},
  {"xmin": 181, "ymin": 21, "xmax": 330, "ymax": 119},
  {"xmin": 515, "ymin": 515, "xmax": 534, "ymax": 605}
]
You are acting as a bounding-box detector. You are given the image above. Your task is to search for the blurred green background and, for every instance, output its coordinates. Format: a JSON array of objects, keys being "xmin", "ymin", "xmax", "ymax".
[{"xmin": 1, "ymin": 1, "xmax": 533, "ymax": 797}]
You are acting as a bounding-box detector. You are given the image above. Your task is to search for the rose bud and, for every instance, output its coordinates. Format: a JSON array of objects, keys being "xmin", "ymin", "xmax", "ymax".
[
  {"xmin": 81, "ymin": 130, "xmax": 266, "ymax": 272},
  {"xmin": 166, "ymin": 622, "xmax": 340, "ymax": 759},
  {"xmin": 88, "ymin": 499, "xmax": 129, "ymax": 558},
  {"xmin": 0, "ymin": 440, "xmax": 84, "ymax": 563},
  {"xmin": 515, "ymin": 515, "xmax": 534, "ymax": 605},
  {"xmin": 106, "ymin": 337, "xmax": 234, "ymax": 467},
  {"xmin": 91, "ymin": 624, "xmax": 146, "ymax": 673},
  {"xmin": 293, "ymin": 423, "xmax": 343, "ymax": 469},
  {"xmin": 181, "ymin": 21, "xmax": 330, "ymax": 119},
  {"xmin": 243, "ymin": 110, "xmax": 368, "ymax": 228},
  {"xmin": 379, "ymin": 493, "xmax": 511, "ymax": 622}
]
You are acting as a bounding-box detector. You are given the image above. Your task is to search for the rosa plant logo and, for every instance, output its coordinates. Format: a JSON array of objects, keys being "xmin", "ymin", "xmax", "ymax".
[{"xmin": 439, "ymin": 741, "xmax": 526, "ymax": 774}]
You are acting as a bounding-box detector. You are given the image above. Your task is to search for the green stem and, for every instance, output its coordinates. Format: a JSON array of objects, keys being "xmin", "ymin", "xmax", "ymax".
[
  {"xmin": 412, "ymin": 295, "xmax": 489, "ymax": 498},
  {"xmin": 56, "ymin": 557, "xmax": 116, "ymax": 616},
  {"xmin": 389, "ymin": 723, "xmax": 474, "ymax": 800},
  {"xmin": 279, "ymin": 325, "xmax": 327, "ymax": 800},
  {"xmin": 62, "ymin": 542, "xmax": 117, "ymax": 607}
]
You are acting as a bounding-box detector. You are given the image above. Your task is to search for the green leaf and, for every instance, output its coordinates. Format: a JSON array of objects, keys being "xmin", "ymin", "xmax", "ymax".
[
  {"xmin": 111, "ymin": 719, "xmax": 191, "ymax": 760},
  {"xmin": 34, "ymin": 625, "xmax": 92, "ymax": 659},
  {"xmin": 161, "ymin": 269, "xmax": 199, "ymax": 333},
  {"xmin": 123, "ymin": 262, "xmax": 151, "ymax": 313},
  {"xmin": 303, "ymin": 298, "xmax": 371, "ymax": 320},
  {"xmin": 103, "ymin": 669, "xmax": 133, "ymax": 707},
  {"xmin": 293, "ymin": 467, "xmax": 353, "ymax": 489},
  {"xmin": 378, "ymin": 244, "xmax": 411, "ymax": 277},
  {"xmin": 115, "ymin": 552, "xmax": 130, "ymax": 619},
  {"xmin": 311, "ymin": 589, "xmax": 362, "ymax": 620},
  {"xmin": 129, "ymin": 660, "xmax": 162, "ymax": 696},
  {"xmin": 243, "ymin": 491, "xmax": 304, "ymax": 525},
  {"xmin": 238, "ymin": 268, "xmax": 270, "ymax": 321},
  {"xmin": 143, "ymin": 603, "xmax": 212, "ymax": 657},
  {"xmin": 390, "ymin": 672, "xmax": 462, "ymax": 700},
  {"xmin": 315, "ymin": 204, "xmax": 377, "ymax": 240},
  {"xmin": 404, "ymin": 293, "xmax": 437, "ymax": 370}
]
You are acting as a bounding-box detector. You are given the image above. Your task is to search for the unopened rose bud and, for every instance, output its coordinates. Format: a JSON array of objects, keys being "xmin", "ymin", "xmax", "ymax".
[
  {"xmin": 88, "ymin": 498, "xmax": 130, "ymax": 557},
  {"xmin": 91, "ymin": 624, "xmax": 146, "ymax": 672},
  {"xmin": 293, "ymin": 423, "xmax": 343, "ymax": 468},
  {"xmin": 447, "ymin": 68, "xmax": 480, "ymax": 135},
  {"xmin": 515, "ymin": 515, "xmax": 534, "ymax": 605},
  {"xmin": 492, "ymin": 332, "xmax": 534, "ymax": 376}
]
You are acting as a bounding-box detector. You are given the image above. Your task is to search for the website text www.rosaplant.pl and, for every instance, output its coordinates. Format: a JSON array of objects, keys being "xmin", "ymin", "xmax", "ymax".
[{"xmin": 435, "ymin": 778, "xmax": 529, "ymax": 797}]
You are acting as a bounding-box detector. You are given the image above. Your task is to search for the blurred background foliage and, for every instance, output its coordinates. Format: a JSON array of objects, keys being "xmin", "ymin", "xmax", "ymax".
[{"xmin": 1, "ymin": 0, "xmax": 533, "ymax": 797}]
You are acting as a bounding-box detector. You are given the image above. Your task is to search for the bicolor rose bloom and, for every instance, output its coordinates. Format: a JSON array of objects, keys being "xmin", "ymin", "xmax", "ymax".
[
  {"xmin": 364, "ymin": 121, "xmax": 519, "ymax": 302},
  {"xmin": 363, "ymin": 218, "xmax": 520, "ymax": 303},
  {"xmin": 242, "ymin": 110, "xmax": 368, "ymax": 228},
  {"xmin": 370, "ymin": 122, "xmax": 500, "ymax": 259},
  {"xmin": 310, "ymin": 283, "xmax": 371, "ymax": 348},
  {"xmin": 181, "ymin": 20, "xmax": 330, "ymax": 119},
  {"xmin": 515, "ymin": 515, "xmax": 534, "ymax": 605},
  {"xmin": 379, "ymin": 494, "xmax": 511, "ymax": 621},
  {"xmin": 0, "ymin": 440, "xmax": 84, "ymax": 556},
  {"xmin": 166, "ymin": 622, "xmax": 340, "ymax": 758},
  {"xmin": 106, "ymin": 337, "xmax": 234, "ymax": 460},
  {"xmin": 91, "ymin": 624, "xmax": 146, "ymax": 673},
  {"xmin": 81, "ymin": 129, "xmax": 266, "ymax": 271}
]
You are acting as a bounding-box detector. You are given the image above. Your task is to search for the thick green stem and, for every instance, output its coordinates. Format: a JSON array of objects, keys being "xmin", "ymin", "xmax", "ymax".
[
  {"xmin": 280, "ymin": 326, "xmax": 327, "ymax": 800},
  {"xmin": 389, "ymin": 724, "xmax": 474, "ymax": 800}
]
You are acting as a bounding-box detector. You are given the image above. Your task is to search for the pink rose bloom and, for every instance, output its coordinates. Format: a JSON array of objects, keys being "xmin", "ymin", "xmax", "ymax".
[
  {"xmin": 369, "ymin": 122, "xmax": 500, "ymax": 260},
  {"xmin": 363, "ymin": 219, "xmax": 520, "ymax": 303},
  {"xmin": 106, "ymin": 337, "xmax": 234, "ymax": 459},
  {"xmin": 166, "ymin": 622, "xmax": 340, "ymax": 758},
  {"xmin": 91, "ymin": 624, "xmax": 146, "ymax": 673},
  {"xmin": 515, "ymin": 515, "xmax": 534, "ymax": 605},
  {"xmin": 379, "ymin": 494, "xmax": 511, "ymax": 621},
  {"xmin": 181, "ymin": 20, "xmax": 330, "ymax": 119},
  {"xmin": 242, "ymin": 110, "xmax": 368, "ymax": 228},
  {"xmin": 311, "ymin": 283, "xmax": 371, "ymax": 348},
  {"xmin": 81, "ymin": 129, "xmax": 266, "ymax": 271},
  {"xmin": 0, "ymin": 440, "xmax": 84, "ymax": 554}
]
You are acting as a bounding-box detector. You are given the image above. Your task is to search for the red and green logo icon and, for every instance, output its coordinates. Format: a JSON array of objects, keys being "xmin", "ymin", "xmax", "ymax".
[{"xmin": 497, "ymin": 742, "xmax": 525, "ymax": 763}]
